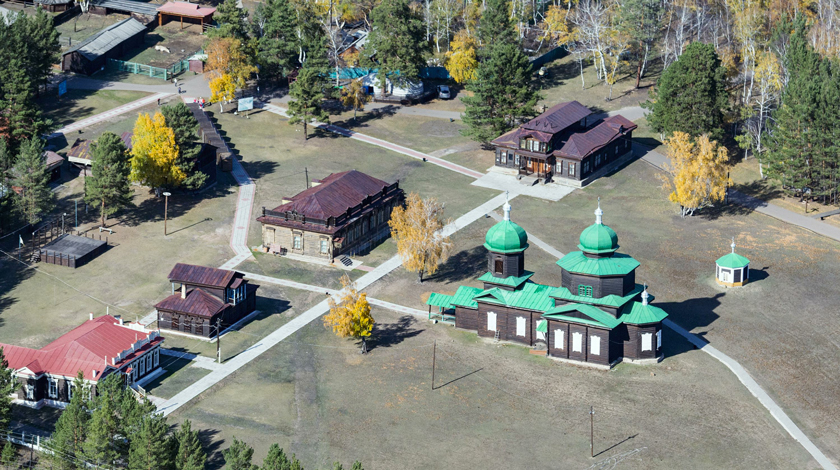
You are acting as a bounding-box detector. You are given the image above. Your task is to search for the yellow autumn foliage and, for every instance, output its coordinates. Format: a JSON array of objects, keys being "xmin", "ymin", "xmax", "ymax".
[
  {"xmin": 323, "ymin": 274, "xmax": 374, "ymax": 346},
  {"xmin": 660, "ymin": 131, "xmax": 731, "ymax": 217},
  {"xmin": 205, "ymin": 37, "xmax": 257, "ymax": 88},
  {"xmin": 389, "ymin": 193, "xmax": 452, "ymax": 281},
  {"xmin": 444, "ymin": 30, "xmax": 478, "ymax": 84},
  {"xmin": 129, "ymin": 112, "xmax": 184, "ymax": 189},
  {"xmin": 209, "ymin": 73, "xmax": 237, "ymax": 104}
]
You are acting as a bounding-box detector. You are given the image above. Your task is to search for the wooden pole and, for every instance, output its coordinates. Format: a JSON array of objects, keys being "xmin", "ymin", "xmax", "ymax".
[
  {"xmin": 431, "ymin": 340, "xmax": 436, "ymax": 390},
  {"xmin": 590, "ymin": 406, "xmax": 594, "ymax": 458},
  {"xmin": 164, "ymin": 194, "xmax": 169, "ymax": 235},
  {"xmin": 216, "ymin": 317, "xmax": 222, "ymax": 363}
]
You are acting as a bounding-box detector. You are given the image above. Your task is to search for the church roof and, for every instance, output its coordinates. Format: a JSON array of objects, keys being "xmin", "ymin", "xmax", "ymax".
[
  {"xmin": 450, "ymin": 286, "xmax": 483, "ymax": 309},
  {"xmin": 578, "ymin": 223, "xmax": 619, "ymax": 254},
  {"xmin": 556, "ymin": 251, "xmax": 640, "ymax": 277},
  {"xmin": 484, "ymin": 220, "xmax": 528, "ymax": 253},
  {"xmin": 543, "ymin": 303, "xmax": 622, "ymax": 329},
  {"xmin": 477, "ymin": 271, "xmax": 533, "ymax": 288},
  {"xmin": 716, "ymin": 252, "xmax": 750, "ymax": 269},
  {"xmin": 473, "ymin": 283, "xmax": 555, "ymax": 312},
  {"xmin": 551, "ymin": 284, "xmax": 643, "ymax": 308},
  {"xmin": 426, "ymin": 293, "xmax": 454, "ymax": 309},
  {"xmin": 618, "ymin": 300, "xmax": 668, "ymax": 325}
]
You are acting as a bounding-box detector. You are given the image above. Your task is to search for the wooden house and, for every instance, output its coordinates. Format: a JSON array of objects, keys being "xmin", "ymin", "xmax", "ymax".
[
  {"xmin": 257, "ymin": 170, "xmax": 404, "ymax": 261},
  {"xmin": 1, "ymin": 315, "xmax": 163, "ymax": 409},
  {"xmin": 430, "ymin": 200, "xmax": 667, "ymax": 369},
  {"xmin": 491, "ymin": 101, "xmax": 637, "ymax": 187},
  {"xmin": 61, "ymin": 18, "xmax": 147, "ymax": 75},
  {"xmin": 155, "ymin": 263, "xmax": 258, "ymax": 338}
]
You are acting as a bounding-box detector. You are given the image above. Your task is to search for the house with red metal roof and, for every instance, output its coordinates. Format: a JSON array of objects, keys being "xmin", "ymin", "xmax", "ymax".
[
  {"xmin": 2, "ymin": 315, "xmax": 164, "ymax": 409},
  {"xmin": 256, "ymin": 170, "xmax": 404, "ymax": 261},
  {"xmin": 154, "ymin": 263, "xmax": 258, "ymax": 338},
  {"xmin": 491, "ymin": 101, "xmax": 637, "ymax": 187}
]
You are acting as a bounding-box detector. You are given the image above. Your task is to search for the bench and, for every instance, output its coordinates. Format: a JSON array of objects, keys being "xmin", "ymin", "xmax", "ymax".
[{"xmin": 98, "ymin": 226, "xmax": 113, "ymax": 234}]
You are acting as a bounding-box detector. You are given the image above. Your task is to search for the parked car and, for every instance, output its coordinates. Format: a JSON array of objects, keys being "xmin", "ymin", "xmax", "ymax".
[{"xmin": 437, "ymin": 85, "xmax": 451, "ymax": 99}]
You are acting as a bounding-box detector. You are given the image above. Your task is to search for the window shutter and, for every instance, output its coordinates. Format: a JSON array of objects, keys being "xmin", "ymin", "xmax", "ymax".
[
  {"xmin": 516, "ymin": 317, "xmax": 526, "ymax": 336},
  {"xmin": 488, "ymin": 312, "xmax": 496, "ymax": 332},
  {"xmin": 656, "ymin": 330, "xmax": 662, "ymax": 349},
  {"xmin": 590, "ymin": 335, "xmax": 600, "ymax": 355},
  {"xmin": 572, "ymin": 332, "xmax": 582, "ymax": 352},
  {"xmin": 555, "ymin": 329, "xmax": 564, "ymax": 349},
  {"xmin": 641, "ymin": 333, "xmax": 652, "ymax": 351}
]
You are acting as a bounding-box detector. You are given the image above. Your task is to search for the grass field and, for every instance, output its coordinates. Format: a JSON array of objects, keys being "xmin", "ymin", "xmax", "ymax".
[
  {"xmin": 55, "ymin": 13, "xmax": 130, "ymax": 47},
  {"xmin": 120, "ymin": 22, "xmax": 206, "ymax": 68},
  {"xmin": 169, "ymin": 306, "xmax": 816, "ymax": 470},
  {"xmin": 144, "ymin": 357, "xmax": 210, "ymax": 400},
  {"xmin": 38, "ymin": 89, "xmax": 151, "ymax": 129},
  {"xmin": 205, "ymin": 109, "xmax": 499, "ymax": 252}
]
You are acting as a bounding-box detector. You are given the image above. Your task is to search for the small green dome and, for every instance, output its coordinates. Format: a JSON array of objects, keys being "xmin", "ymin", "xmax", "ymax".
[
  {"xmin": 484, "ymin": 201, "xmax": 529, "ymax": 254},
  {"xmin": 577, "ymin": 203, "xmax": 618, "ymax": 254}
]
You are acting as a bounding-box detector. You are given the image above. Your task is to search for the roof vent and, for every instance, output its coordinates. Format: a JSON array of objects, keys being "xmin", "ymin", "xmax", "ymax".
[{"xmin": 89, "ymin": 313, "xmax": 94, "ymax": 321}]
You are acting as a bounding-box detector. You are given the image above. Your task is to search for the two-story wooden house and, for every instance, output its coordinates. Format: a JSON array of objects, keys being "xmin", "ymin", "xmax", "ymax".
[
  {"xmin": 154, "ymin": 263, "xmax": 258, "ymax": 338},
  {"xmin": 1, "ymin": 315, "xmax": 164, "ymax": 409},
  {"xmin": 428, "ymin": 200, "xmax": 667, "ymax": 369},
  {"xmin": 491, "ymin": 101, "xmax": 637, "ymax": 187},
  {"xmin": 256, "ymin": 170, "xmax": 405, "ymax": 261}
]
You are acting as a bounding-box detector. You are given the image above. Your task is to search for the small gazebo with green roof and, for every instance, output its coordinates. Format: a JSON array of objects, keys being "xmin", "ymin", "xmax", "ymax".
[{"xmin": 716, "ymin": 238, "xmax": 750, "ymax": 287}]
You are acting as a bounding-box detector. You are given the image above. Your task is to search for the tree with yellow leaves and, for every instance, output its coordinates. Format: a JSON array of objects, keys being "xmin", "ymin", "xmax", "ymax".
[
  {"xmin": 444, "ymin": 30, "xmax": 478, "ymax": 84},
  {"xmin": 660, "ymin": 131, "xmax": 731, "ymax": 218},
  {"xmin": 389, "ymin": 193, "xmax": 452, "ymax": 282},
  {"xmin": 205, "ymin": 37, "xmax": 257, "ymax": 89},
  {"xmin": 209, "ymin": 73, "xmax": 237, "ymax": 113},
  {"xmin": 340, "ymin": 78, "xmax": 371, "ymax": 120},
  {"xmin": 323, "ymin": 274, "xmax": 375, "ymax": 353},
  {"xmin": 130, "ymin": 112, "xmax": 184, "ymax": 192}
]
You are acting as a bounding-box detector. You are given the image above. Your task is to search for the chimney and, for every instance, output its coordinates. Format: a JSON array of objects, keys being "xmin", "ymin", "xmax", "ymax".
[
  {"xmin": 89, "ymin": 312, "xmax": 94, "ymax": 321},
  {"xmin": 118, "ymin": 316, "xmax": 124, "ymax": 326},
  {"xmin": 181, "ymin": 284, "xmax": 186, "ymax": 299},
  {"xmin": 92, "ymin": 369, "xmax": 97, "ymax": 378}
]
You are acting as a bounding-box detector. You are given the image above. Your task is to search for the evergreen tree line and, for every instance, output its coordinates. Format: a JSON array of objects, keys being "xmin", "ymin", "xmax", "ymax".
[{"xmin": 44, "ymin": 372, "xmax": 363, "ymax": 470}]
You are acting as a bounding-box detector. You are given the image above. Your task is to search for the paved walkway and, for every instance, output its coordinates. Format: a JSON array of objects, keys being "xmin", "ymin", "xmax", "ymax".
[
  {"xmin": 262, "ymin": 103, "xmax": 483, "ymax": 179},
  {"xmin": 635, "ymin": 143, "xmax": 840, "ymax": 244},
  {"xmin": 48, "ymin": 92, "xmax": 171, "ymax": 138},
  {"xmin": 663, "ymin": 319, "xmax": 836, "ymax": 470}
]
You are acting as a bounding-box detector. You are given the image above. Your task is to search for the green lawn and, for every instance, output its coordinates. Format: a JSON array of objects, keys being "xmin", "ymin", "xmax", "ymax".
[
  {"xmin": 330, "ymin": 112, "xmax": 473, "ymax": 154},
  {"xmin": 119, "ymin": 22, "xmax": 206, "ymax": 68},
  {"xmin": 39, "ymin": 89, "xmax": 151, "ymax": 129},
  {"xmin": 143, "ymin": 357, "xmax": 210, "ymax": 400},
  {"xmin": 237, "ymin": 253, "xmax": 364, "ymax": 290},
  {"xmin": 55, "ymin": 13, "xmax": 130, "ymax": 47},
  {"xmin": 169, "ymin": 307, "xmax": 815, "ymax": 470}
]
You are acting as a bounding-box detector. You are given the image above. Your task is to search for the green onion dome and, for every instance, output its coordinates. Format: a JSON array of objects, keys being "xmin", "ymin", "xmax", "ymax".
[
  {"xmin": 577, "ymin": 202, "xmax": 619, "ymax": 254},
  {"xmin": 484, "ymin": 200, "xmax": 529, "ymax": 254}
]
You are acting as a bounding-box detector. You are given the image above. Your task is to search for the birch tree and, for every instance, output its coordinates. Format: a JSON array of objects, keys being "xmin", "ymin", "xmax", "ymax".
[
  {"xmin": 388, "ymin": 193, "xmax": 452, "ymax": 282},
  {"xmin": 660, "ymin": 131, "xmax": 731, "ymax": 217},
  {"xmin": 323, "ymin": 274, "xmax": 375, "ymax": 353}
]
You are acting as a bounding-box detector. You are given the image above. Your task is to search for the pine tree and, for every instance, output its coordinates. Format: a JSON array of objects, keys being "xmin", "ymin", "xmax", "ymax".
[
  {"xmin": 210, "ymin": 0, "xmax": 249, "ymax": 39},
  {"xmin": 128, "ymin": 410, "xmax": 171, "ymax": 470},
  {"xmin": 461, "ymin": 40, "xmax": 540, "ymax": 144},
  {"xmin": 0, "ymin": 349, "xmax": 13, "ymax": 432},
  {"xmin": 84, "ymin": 132, "xmax": 132, "ymax": 228},
  {"xmin": 11, "ymin": 137, "xmax": 53, "ymax": 225},
  {"xmin": 0, "ymin": 138, "xmax": 12, "ymax": 178},
  {"xmin": 477, "ymin": 0, "xmax": 513, "ymax": 47},
  {"xmin": 173, "ymin": 420, "xmax": 206, "ymax": 470},
  {"xmin": 643, "ymin": 41, "xmax": 728, "ymax": 141},
  {"xmin": 25, "ymin": 8, "xmax": 61, "ymax": 96},
  {"xmin": 618, "ymin": 0, "xmax": 663, "ymax": 88},
  {"xmin": 0, "ymin": 440, "xmax": 15, "ymax": 469},
  {"xmin": 287, "ymin": 66, "xmax": 329, "ymax": 140},
  {"xmin": 261, "ymin": 444, "xmax": 289, "ymax": 470},
  {"xmin": 363, "ymin": 0, "xmax": 429, "ymax": 88},
  {"xmin": 83, "ymin": 374, "xmax": 122, "ymax": 467},
  {"xmin": 0, "ymin": 60, "xmax": 50, "ymax": 147},
  {"xmin": 222, "ymin": 437, "xmax": 257, "ymax": 470},
  {"xmin": 161, "ymin": 103, "xmax": 206, "ymax": 190},
  {"xmin": 47, "ymin": 372, "xmax": 90, "ymax": 470},
  {"xmin": 253, "ymin": 0, "xmax": 299, "ymax": 80}
]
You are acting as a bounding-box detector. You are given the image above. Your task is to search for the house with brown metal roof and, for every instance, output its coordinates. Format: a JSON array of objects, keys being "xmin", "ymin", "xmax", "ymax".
[
  {"xmin": 256, "ymin": 170, "xmax": 404, "ymax": 261},
  {"xmin": 154, "ymin": 263, "xmax": 258, "ymax": 338},
  {"xmin": 491, "ymin": 101, "xmax": 637, "ymax": 187},
  {"xmin": 2, "ymin": 315, "xmax": 164, "ymax": 409}
]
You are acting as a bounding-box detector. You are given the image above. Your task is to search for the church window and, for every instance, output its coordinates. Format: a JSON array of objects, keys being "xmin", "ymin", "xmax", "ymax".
[
  {"xmin": 516, "ymin": 317, "xmax": 526, "ymax": 336},
  {"xmin": 641, "ymin": 333, "xmax": 653, "ymax": 351},
  {"xmin": 656, "ymin": 330, "xmax": 662, "ymax": 349},
  {"xmin": 487, "ymin": 312, "xmax": 497, "ymax": 332},
  {"xmin": 590, "ymin": 335, "xmax": 600, "ymax": 356},
  {"xmin": 48, "ymin": 380, "xmax": 58, "ymax": 399},
  {"xmin": 554, "ymin": 329, "xmax": 564, "ymax": 349},
  {"xmin": 494, "ymin": 259, "xmax": 503, "ymax": 274},
  {"xmin": 578, "ymin": 285, "xmax": 592, "ymax": 297},
  {"xmin": 572, "ymin": 332, "xmax": 582, "ymax": 352}
]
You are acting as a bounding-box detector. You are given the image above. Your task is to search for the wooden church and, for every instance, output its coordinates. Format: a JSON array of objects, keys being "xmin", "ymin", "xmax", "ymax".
[{"xmin": 428, "ymin": 199, "xmax": 668, "ymax": 368}]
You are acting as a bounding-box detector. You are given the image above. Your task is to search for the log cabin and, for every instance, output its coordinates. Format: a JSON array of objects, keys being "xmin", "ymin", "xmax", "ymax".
[
  {"xmin": 155, "ymin": 263, "xmax": 258, "ymax": 338},
  {"xmin": 491, "ymin": 101, "xmax": 637, "ymax": 187},
  {"xmin": 1, "ymin": 315, "xmax": 164, "ymax": 409},
  {"xmin": 429, "ymin": 199, "xmax": 667, "ymax": 369}
]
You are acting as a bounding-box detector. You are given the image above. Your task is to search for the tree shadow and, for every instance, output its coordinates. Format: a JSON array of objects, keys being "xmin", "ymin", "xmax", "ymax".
[
  {"xmin": 117, "ymin": 181, "xmax": 230, "ymax": 228},
  {"xmin": 367, "ymin": 315, "xmax": 423, "ymax": 351},
  {"xmin": 425, "ymin": 246, "xmax": 486, "ymax": 284},
  {"xmin": 198, "ymin": 428, "xmax": 226, "ymax": 470},
  {"xmin": 0, "ymin": 257, "xmax": 31, "ymax": 324},
  {"xmin": 239, "ymin": 160, "xmax": 279, "ymax": 182},
  {"xmin": 535, "ymin": 57, "xmax": 579, "ymax": 89},
  {"xmin": 328, "ymin": 104, "xmax": 400, "ymax": 133},
  {"xmin": 700, "ymin": 182, "xmax": 784, "ymax": 221},
  {"xmin": 656, "ymin": 293, "xmax": 724, "ymax": 358}
]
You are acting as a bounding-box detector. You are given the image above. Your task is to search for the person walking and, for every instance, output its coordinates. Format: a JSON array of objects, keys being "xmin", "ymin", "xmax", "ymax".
[
  {"xmin": 178, "ymin": 86, "xmax": 181, "ymax": 94},
  {"xmin": 157, "ymin": 98, "xmax": 160, "ymax": 106}
]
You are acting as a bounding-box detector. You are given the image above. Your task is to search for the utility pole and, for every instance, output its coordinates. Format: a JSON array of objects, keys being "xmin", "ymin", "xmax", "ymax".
[
  {"xmin": 431, "ymin": 340, "xmax": 436, "ymax": 390},
  {"xmin": 304, "ymin": 167, "xmax": 309, "ymax": 189},
  {"xmin": 163, "ymin": 192, "xmax": 172, "ymax": 236},
  {"xmin": 216, "ymin": 317, "xmax": 222, "ymax": 363},
  {"xmin": 590, "ymin": 406, "xmax": 595, "ymax": 458}
]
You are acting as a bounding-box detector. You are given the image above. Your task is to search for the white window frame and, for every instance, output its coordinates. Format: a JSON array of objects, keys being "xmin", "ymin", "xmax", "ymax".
[
  {"xmin": 293, "ymin": 235, "xmax": 302, "ymax": 250},
  {"xmin": 67, "ymin": 382, "xmax": 73, "ymax": 401},
  {"xmin": 487, "ymin": 312, "xmax": 497, "ymax": 332},
  {"xmin": 641, "ymin": 333, "xmax": 653, "ymax": 352},
  {"xmin": 656, "ymin": 330, "xmax": 662, "ymax": 349},
  {"xmin": 554, "ymin": 329, "xmax": 564, "ymax": 349},
  {"xmin": 590, "ymin": 335, "xmax": 601, "ymax": 356},
  {"xmin": 154, "ymin": 349, "xmax": 159, "ymax": 367},
  {"xmin": 516, "ymin": 317, "xmax": 526, "ymax": 337},
  {"xmin": 139, "ymin": 358, "xmax": 146, "ymax": 376},
  {"xmin": 48, "ymin": 379, "xmax": 58, "ymax": 399},
  {"xmin": 25, "ymin": 384, "xmax": 34, "ymax": 400},
  {"xmin": 569, "ymin": 163, "xmax": 576, "ymax": 177},
  {"xmin": 556, "ymin": 162, "xmax": 562, "ymax": 174},
  {"xmin": 720, "ymin": 268, "xmax": 731, "ymax": 282},
  {"xmin": 572, "ymin": 332, "xmax": 582, "ymax": 353},
  {"xmin": 514, "ymin": 154, "xmax": 520, "ymax": 165},
  {"xmin": 320, "ymin": 239, "xmax": 329, "ymax": 254}
]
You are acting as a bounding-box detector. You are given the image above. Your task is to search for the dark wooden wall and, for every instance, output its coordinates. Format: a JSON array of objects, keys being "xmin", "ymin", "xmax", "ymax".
[
  {"xmin": 562, "ymin": 269, "xmax": 634, "ymax": 299},
  {"xmin": 486, "ymin": 252, "xmax": 525, "ymax": 279},
  {"xmin": 545, "ymin": 320, "xmax": 613, "ymax": 366}
]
